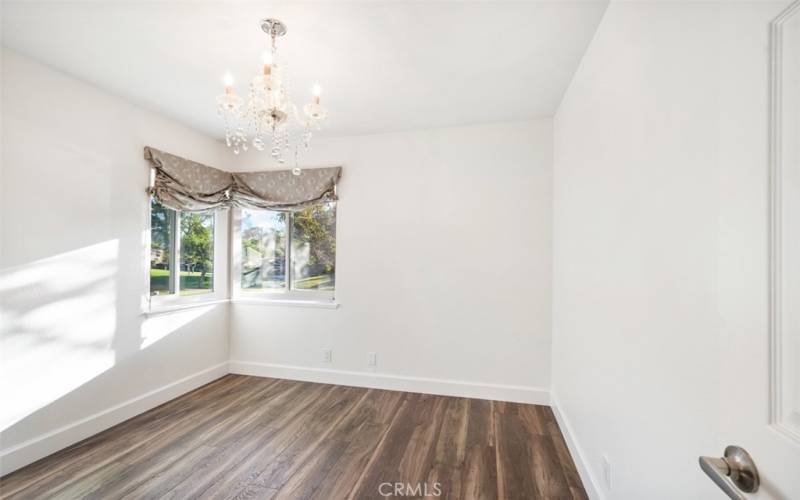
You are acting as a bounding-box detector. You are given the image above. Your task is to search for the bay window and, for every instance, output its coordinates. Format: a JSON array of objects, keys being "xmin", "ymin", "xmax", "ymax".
[{"xmin": 143, "ymin": 147, "xmax": 340, "ymax": 310}]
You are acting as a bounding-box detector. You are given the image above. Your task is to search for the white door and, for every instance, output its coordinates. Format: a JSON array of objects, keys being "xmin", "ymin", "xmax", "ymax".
[{"xmin": 704, "ymin": 2, "xmax": 800, "ymax": 498}]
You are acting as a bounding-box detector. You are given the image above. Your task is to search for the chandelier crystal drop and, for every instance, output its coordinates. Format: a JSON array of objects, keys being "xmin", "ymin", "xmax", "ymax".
[{"xmin": 216, "ymin": 18, "xmax": 327, "ymax": 169}]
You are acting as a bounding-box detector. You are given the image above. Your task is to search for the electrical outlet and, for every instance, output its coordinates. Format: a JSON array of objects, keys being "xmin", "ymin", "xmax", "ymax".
[
  {"xmin": 367, "ymin": 352, "xmax": 377, "ymax": 367},
  {"xmin": 322, "ymin": 349, "xmax": 332, "ymax": 363},
  {"xmin": 602, "ymin": 454, "xmax": 613, "ymax": 490}
]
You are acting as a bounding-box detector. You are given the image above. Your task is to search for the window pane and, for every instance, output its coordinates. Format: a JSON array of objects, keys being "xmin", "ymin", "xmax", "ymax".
[
  {"xmin": 241, "ymin": 209, "xmax": 287, "ymax": 291},
  {"xmin": 291, "ymin": 202, "xmax": 336, "ymax": 291},
  {"xmin": 150, "ymin": 199, "xmax": 174, "ymax": 296},
  {"xmin": 179, "ymin": 212, "xmax": 214, "ymax": 295}
]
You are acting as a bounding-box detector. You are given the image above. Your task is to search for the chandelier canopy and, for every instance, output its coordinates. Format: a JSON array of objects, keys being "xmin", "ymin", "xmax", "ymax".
[{"xmin": 216, "ymin": 18, "xmax": 327, "ymax": 172}]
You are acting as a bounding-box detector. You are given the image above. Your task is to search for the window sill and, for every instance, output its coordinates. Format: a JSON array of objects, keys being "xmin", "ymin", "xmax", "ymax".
[
  {"xmin": 144, "ymin": 298, "xmax": 229, "ymax": 317},
  {"xmin": 231, "ymin": 298, "xmax": 339, "ymax": 309},
  {"xmin": 142, "ymin": 296, "xmax": 339, "ymax": 315}
]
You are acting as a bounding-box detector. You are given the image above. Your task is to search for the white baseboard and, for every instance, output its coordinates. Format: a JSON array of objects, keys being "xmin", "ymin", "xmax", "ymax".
[
  {"xmin": 0, "ymin": 361, "xmax": 229, "ymax": 477},
  {"xmin": 550, "ymin": 394, "xmax": 605, "ymax": 500},
  {"xmin": 228, "ymin": 360, "xmax": 550, "ymax": 405}
]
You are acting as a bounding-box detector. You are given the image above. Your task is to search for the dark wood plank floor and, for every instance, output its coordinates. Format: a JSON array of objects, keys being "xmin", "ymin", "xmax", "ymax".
[{"xmin": 0, "ymin": 375, "xmax": 587, "ymax": 499}]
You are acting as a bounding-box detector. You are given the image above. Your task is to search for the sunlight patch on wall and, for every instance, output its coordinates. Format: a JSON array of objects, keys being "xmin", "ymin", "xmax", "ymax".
[
  {"xmin": 140, "ymin": 305, "xmax": 215, "ymax": 350},
  {"xmin": 0, "ymin": 240, "xmax": 118, "ymax": 432}
]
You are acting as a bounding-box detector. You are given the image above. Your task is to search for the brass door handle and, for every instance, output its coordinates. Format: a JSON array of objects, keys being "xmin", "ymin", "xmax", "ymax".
[{"xmin": 699, "ymin": 446, "xmax": 759, "ymax": 500}]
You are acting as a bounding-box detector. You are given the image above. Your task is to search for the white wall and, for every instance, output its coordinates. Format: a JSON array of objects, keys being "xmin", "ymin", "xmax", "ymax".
[
  {"xmin": 0, "ymin": 49, "xmax": 230, "ymax": 474},
  {"xmin": 552, "ymin": 2, "xmax": 789, "ymax": 499},
  {"xmin": 229, "ymin": 120, "xmax": 553, "ymax": 402}
]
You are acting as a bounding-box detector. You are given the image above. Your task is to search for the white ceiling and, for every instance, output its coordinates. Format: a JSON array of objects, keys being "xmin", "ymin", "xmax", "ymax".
[{"xmin": 1, "ymin": 1, "xmax": 608, "ymax": 138}]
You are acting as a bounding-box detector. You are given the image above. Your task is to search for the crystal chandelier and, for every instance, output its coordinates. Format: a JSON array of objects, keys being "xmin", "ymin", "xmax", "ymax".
[{"xmin": 216, "ymin": 18, "xmax": 327, "ymax": 171}]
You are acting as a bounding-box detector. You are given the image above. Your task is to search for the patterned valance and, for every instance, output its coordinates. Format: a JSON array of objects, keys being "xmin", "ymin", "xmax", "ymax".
[{"xmin": 144, "ymin": 146, "xmax": 341, "ymax": 212}]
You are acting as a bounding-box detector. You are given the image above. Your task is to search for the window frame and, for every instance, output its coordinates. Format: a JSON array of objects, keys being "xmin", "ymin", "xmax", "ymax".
[
  {"xmin": 231, "ymin": 206, "xmax": 336, "ymax": 304},
  {"xmin": 146, "ymin": 200, "xmax": 229, "ymax": 312}
]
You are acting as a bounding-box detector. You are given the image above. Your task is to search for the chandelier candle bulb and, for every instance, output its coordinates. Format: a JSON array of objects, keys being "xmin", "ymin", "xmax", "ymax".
[
  {"xmin": 262, "ymin": 51, "xmax": 272, "ymax": 76},
  {"xmin": 312, "ymin": 83, "xmax": 322, "ymax": 104},
  {"xmin": 223, "ymin": 72, "xmax": 235, "ymax": 94}
]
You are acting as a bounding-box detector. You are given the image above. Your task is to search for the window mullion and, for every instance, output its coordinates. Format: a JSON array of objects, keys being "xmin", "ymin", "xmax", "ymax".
[
  {"xmin": 285, "ymin": 211, "xmax": 292, "ymax": 292},
  {"xmin": 172, "ymin": 211, "xmax": 181, "ymax": 295}
]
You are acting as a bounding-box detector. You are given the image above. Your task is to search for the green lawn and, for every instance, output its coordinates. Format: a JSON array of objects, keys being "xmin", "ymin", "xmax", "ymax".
[
  {"xmin": 293, "ymin": 274, "xmax": 334, "ymax": 290},
  {"xmin": 150, "ymin": 268, "xmax": 213, "ymax": 296},
  {"xmin": 151, "ymin": 268, "xmax": 333, "ymax": 295},
  {"xmin": 240, "ymin": 273, "xmax": 334, "ymax": 292}
]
